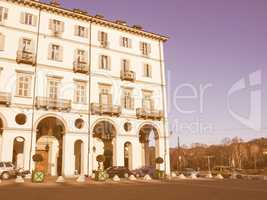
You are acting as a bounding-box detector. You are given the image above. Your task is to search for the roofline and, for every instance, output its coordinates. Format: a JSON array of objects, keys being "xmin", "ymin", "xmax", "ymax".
[{"xmin": 7, "ymin": 0, "xmax": 169, "ymax": 42}]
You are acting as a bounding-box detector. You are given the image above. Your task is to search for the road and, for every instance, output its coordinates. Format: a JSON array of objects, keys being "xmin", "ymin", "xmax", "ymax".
[{"xmin": 0, "ymin": 179, "xmax": 266, "ymax": 200}]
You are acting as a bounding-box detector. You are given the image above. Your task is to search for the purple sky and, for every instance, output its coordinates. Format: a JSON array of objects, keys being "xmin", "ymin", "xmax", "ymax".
[{"xmin": 44, "ymin": 0, "xmax": 267, "ymax": 146}]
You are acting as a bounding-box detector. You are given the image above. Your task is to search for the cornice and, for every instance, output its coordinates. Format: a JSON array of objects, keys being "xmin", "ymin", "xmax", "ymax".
[{"xmin": 5, "ymin": 0, "xmax": 168, "ymax": 42}]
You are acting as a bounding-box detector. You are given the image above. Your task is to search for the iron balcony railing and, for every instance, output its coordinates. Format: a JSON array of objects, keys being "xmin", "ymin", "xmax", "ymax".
[
  {"xmin": 120, "ymin": 70, "xmax": 136, "ymax": 82},
  {"xmin": 91, "ymin": 103, "xmax": 121, "ymax": 117},
  {"xmin": 36, "ymin": 97, "xmax": 71, "ymax": 111},
  {"xmin": 73, "ymin": 61, "xmax": 89, "ymax": 74},
  {"xmin": 136, "ymin": 108, "xmax": 163, "ymax": 120},
  {"xmin": 0, "ymin": 92, "xmax": 11, "ymax": 106},
  {"xmin": 16, "ymin": 50, "xmax": 36, "ymax": 66}
]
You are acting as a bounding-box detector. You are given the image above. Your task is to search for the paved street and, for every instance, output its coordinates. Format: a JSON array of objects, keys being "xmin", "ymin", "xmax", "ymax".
[{"xmin": 0, "ymin": 179, "xmax": 267, "ymax": 200}]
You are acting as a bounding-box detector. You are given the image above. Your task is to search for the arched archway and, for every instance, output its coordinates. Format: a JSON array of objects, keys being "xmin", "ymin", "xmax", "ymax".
[
  {"xmin": 139, "ymin": 124, "xmax": 159, "ymax": 167},
  {"xmin": 12, "ymin": 137, "xmax": 25, "ymax": 169},
  {"xmin": 36, "ymin": 116, "xmax": 65, "ymax": 176},
  {"xmin": 124, "ymin": 142, "xmax": 132, "ymax": 170},
  {"xmin": 93, "ymin": 120, "xmax": 116, "ymax": 169},
  {"xmin": 74, "ymin": 140, "xmax": 84, "ymax": 175}
]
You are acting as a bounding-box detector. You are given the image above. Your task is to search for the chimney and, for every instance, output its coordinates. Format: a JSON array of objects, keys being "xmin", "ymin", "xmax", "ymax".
[
  {"xmin": 132, "ymin": 25, "xmax": 143, "ymax": 30},
  {"xmin": 50, "ymin": 0, "xmax": 60, "ymax": 7},
  {"xmin": 115, "ymin": 20, "xmax": 127, "ymax": 26}
]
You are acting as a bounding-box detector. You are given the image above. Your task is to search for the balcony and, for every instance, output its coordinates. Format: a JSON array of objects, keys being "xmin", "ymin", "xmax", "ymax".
[
  {"xmin": 36, "ymin": 97, "xmax": 71, "ymax": 111},
  {"xmin": 91, "ymin": 103, "xmax": 121, "ymax": 117},
  {"xmin": 136, "ymin": 108, "xmax": 163, "ymax": 120},
  {"xmin": 73, "ymin": 61, "xmax": 89, "ymax": 74},
  {"xmin": 120, "ymin": 70, "xmax": 136, "ymax": 82},
  {"xmin": 16, "ymin": 51, "xmax": 36, "ymax": 66},
  {"xmin": 0, "ymin": 92, "xmax": 11, "ymax": 106}
]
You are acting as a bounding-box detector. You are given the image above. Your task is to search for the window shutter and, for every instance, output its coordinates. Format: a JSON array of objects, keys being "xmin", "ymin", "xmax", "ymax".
[
  {"xmin": 74, "ymin": 25, "xmax": 79, "ymax": 36},
  {"xmin": 32, "ymin": 15, "xmax": 37, "ymax": 26},
  {"xmin": 131, "ymin": 97, "xmax": 134, "ymax": 110},
  {"xmin": 120, "ymin": 36, "xmax": 123, "ymax": 47},
  {"xmin": 129, "ymin": 39, "xmax": 132, "ymax": 48},
  {"xmin": 150, "ymin": 100, "xmax": 154, "ymax": 110},
  {"xmin": 20, "ymin": 12, "xmax": 25, "ymax": 24},
  {"xmin": 29, "ymin": 39, "xmax": 35, "ymax": 53},
  {"xmin": 84, "ymin": 27, "xmax": 89, "ymax": 38},
  {"xmin": 140, "ymin": 42, "xmax": 144, "ymax": 51},
  {"xmin": 107, "ymin": 56, "xmax": 111, "ymax": 70},
  {"xmin": 99, "ymin": 55, "xmax": 102, "ymax": 69},
  {"xmin": 59, "ymin": 45, "xmax": 63, "ymax": 61},
  {"xmin": 98, "ymin": 31, "xmax": 102, "ymax": 42},
  {"xmin": 48, "ymin": 43, "xmax": 52, "ymax": 60},
  {"xmin": 84, "ymin": 50, "xmax": 89, "ymax": 64},
  {"xmin": 18, "ymin": 38, "xmax": 24, "ymax": 51},
  {"xmin": 148, "ymin": 44, "xmax": 152, "ymax": 54},
  {"xmin": 74, "ymin": 49, "xmax": 78, "ymax": 63},
  {"xmin": 0, "ymin": 34, "xmax": 5, "ymax": 51},
  {"xmin": 60, "ymin": 21, "xmax": 64, "ymax": 33},
  {"xmin": 108, "ymin": 94, "xmax": 112, "ymax": 105},
  {"xmin": 49, "ymin": 19, "xmax": 53, "ymax": 30},
  {"xmin": 3, "ymin": 8, "xmax": 8, "ymax": 20}
]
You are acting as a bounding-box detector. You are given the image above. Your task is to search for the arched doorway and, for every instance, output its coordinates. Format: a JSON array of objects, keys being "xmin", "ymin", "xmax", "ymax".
[
  {"xmin": 0, "ymin": 117, "xmax": 3, "ymax": 135},
  {"xmin": 139, "ymin": 124, "xmax": 159, "ymax": 167},
  {"xmin": 36, "ymin": 117, "xmax": 65, "ymax": 176},
  {"xmin": 74, "ymin": 140, "xmax": 83, "ymax": 175},
  {"xmin": 93, "ymin": 121, "xmax": 116, "ymax": 169},
  {"xmin": 12, "ymin": 137, "xmax": 25, "ymax": 169},
  {"xmin": 124, "ymin": 142, "xmax": 132, "ymax": 170}
]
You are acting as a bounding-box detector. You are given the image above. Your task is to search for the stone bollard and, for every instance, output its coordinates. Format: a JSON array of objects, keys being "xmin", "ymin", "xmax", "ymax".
[
  {"xmin": 143, "ymin": 174, "xmax": 152, "ymax": 181},
  {"xmin": 206, "ymin": 173, "xmax": 213, "ymax": 178},
  {"xmin": 128, "ymin": 175, "xmax": 137, "ymax": 181},
  {"xmin": 15, "ymin": 176, "xmax": 24, "ymax": 183},
  {"xmin": 171, "ymin": 172, "xmax": 177, "ymax": 178},
  {"xmin": 215, "ymin": 174, "xmax": 224, "ymax": 180},
  {"xmin": 113, "ymin": 175, "xmax": 120, "ymax": 182},
  {"xmin": 190, "ymin": 174, "xmax": 197, "ymax": 179},
  {"xmin": 56, "ymin": 176, "xmax": 65, "ymax": 183},
  {"xmin": 76, "ymin": 175, "xmax": 86, "ymax": 183},
  {"xmin": 178, "ymin": 174, "xmax": 186, "ymax": 179},
  {"xmin": 91, "ymin": 173, "xmax": 96, "ymax": 180}
]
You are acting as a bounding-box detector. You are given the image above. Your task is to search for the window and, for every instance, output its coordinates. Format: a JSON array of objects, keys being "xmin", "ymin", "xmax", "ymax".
[
  {"xmin": 0, "ymin": 7, "xmax": 8, "ymax": 23},
  {"xmin": 121, "ymin": 37, "xmax": 132, "ymax": 48},
  {"xmin": 75, "ymin": 118, "xmax": 84, "ymax": 129},
  {"xmin": 19, "ymin": 38, "xmax": 34, "ymax": 53},
  {"xmin": 48, "ymin": 44, "xmax": 63, "ymax": 61},
  {"xmin": 49, "ymin": 19, "xmax": 64, "ymax": 34},
  {"xmin": 75, "ymin": 49, "xmax": 87, "ymax": 63},
  {"xmin": 144, "ymin": 64, "xmax": 152, "ymax": 78},
  {"xmin": 16, "ymin": 73, "xmax": 32, "ymax": 97},
  {"xmin": 0, "ymin": 162, "xmax": 3, "ymax": 167},
  {"xmin": 75, "ymin": 25, "xmax": 88, "ymax": 38},
  {"xmin": 99, "ymin": 84, "xmax": 111, "ymax": 105},
  {"xmin": 75, "ymin": 81, "xmax": 86, "ymax": 104},
  {"xmin": 122, "ymin": 88, "xmax": 134, "ymax": 110},
  {"xmin": 48, "ymin": 78, "xmax": 60, "ymax": 99},
  {"xmin": 20, "ymin": 12, "xmax": 37, "ymax": 26},
  {"xmin": 98, "ymin": 31, "xmax": 108, "ymax": 47},
  {"xmin": 142, "ymin": 90, "xmax": 153, "ymax": 111},
  {"xmin": 121, "ymin": 59, "xmax": 130, "ymax": 72},
  {"xmin": 99, "ymin": 55, "xmax": 110, "ymax": 70},
  {"xmin": 140, "ymin": 42, "xmax": 151, "ymax": 56},
  {"xmin": 0, "ymin": 33, "xmax": 5, "ymax": 51}
]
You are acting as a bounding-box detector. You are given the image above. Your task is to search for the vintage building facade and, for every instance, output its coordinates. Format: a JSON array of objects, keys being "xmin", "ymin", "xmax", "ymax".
[{"xmin": 0, "ymin": 0, "xmax": 170, "ymax": 177}]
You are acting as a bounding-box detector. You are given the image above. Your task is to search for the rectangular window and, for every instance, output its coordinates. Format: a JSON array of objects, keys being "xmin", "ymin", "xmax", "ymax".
[
  {"xmin": 49, "ymin": 44, "xmax": 63, "ymax": 61},
  {"xmin": 144, "ymin": 64, "xmax": 152, "ymax": 77},
  {"xmin": 16, "ymin": 73, "xmax": 32, "ymax": 97},
  {"xmin": 122, "ymin": 88, "xmax": 134, "ymax": 110},
  {"xmin": 140, "ymin": 42, "xmax": 151, "ymax": 56},
  {"xmin": 99, "ymin": 55, "xmax": 110, "ymax": 70},
  {"xmin": 98, "ymin": 31, "xmax": 108, "ymax": 47},
  {"xmin": 99, "ymin": 84, "xmax": 111, "ymax": 105},
  {"xmin": 21, "ymin": 12, "xmax": 37, "ymax": 26},
  {"xmin": 48, "ymin": 78, "xmax": 60, "ymax": 99},
  {"xmin": 0, "ymin": 7, "xmax": 8, "ymax": 23},
  {"xmin": 75, "ymin": 25, "xmax": 88, "ymax": 38},
  {"xmin": 49, "ymin": 19, "xmax": 64, "ymax": 34},
  {"xmin": 142, "ymin": 91, "xmax": 153, "ymax": 111},
  {"xmin": 21, "ymin": 38, "xmax": 32, "ymax": 52},
  {"xmin": 121, "ymin": 37, "xmax": 132, "ymax": 48},
  {"xmin": 76, "ymin": 49, "xmax": 86, "ymax": 63},
  {"xmin": 75, "ymin": 81, "xmax": 86, "ymax": 104},
  {"xmin": 121, "ymin": 59, "xmax": 130, "ymax": 72}
]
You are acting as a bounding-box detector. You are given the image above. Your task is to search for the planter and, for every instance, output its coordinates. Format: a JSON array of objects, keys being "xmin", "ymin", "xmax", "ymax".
[
  {"xmin": 95, "ymin": 170, "xmax": 108, "ymax": 181},
  {"xmin": 32, "ymin": 170, "xmax": 45, "ymax": 183},
  {"xmin": 154, "ymin": 170, "xmax": 165, "ymax": 179}
]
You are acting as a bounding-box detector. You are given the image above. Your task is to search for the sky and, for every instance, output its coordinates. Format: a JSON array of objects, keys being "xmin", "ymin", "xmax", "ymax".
[{"xmin": 43, "ymin": 0, "xmax": 267, "ymax": 146}]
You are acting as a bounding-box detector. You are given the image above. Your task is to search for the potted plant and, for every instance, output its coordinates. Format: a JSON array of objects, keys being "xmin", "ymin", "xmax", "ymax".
[
  {"xmin": 154, "ymin": 157, "xmax": 165, "ymax": 179},
  {"xmin": 32, "ymin": 154, "xmax": 45, "ymax": 183},
  {"xmin": 95, "ymin": 155, "xmax": 108, "ymax": 181}
]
